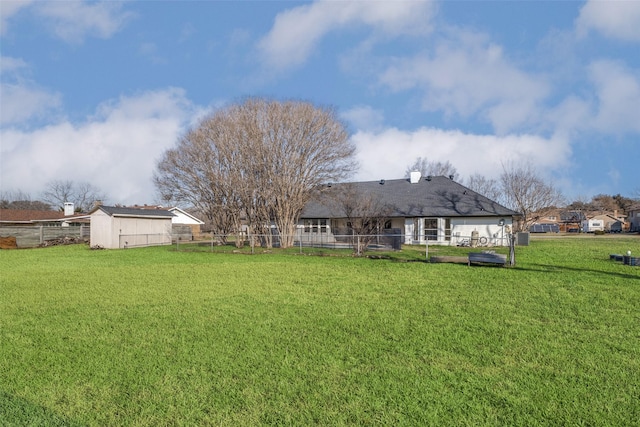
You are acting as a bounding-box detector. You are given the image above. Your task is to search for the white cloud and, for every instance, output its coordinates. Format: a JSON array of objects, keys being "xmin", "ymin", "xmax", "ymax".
[
  {"xmin": 0, "ymin": 82, "xmax": 62, "ymax": 125},
  {"xmin": 3, "ymin": 0, "xmax": 133, "ymax": 43},
  {"xmin": 257, "ymin": 0, "xmax": 435, "ymax": 72},
  {"xmin": 576, "ymin": 0, "xmax": 640, "ymax": 42},
  {"xmin": 341, "ymin": 105, "xmax": 385, "ymax": 132},
  {"xmin": 351, "ymin": 127, "xmax": 571, "ymax": 182},
  {"xmin": 0, "ymin": 56, "xmax": 62, "ymax": 125},
  {"xmin": 588, "ymin": 59, "xmax": 640, "ymax": 133},
  {"xmin": 378, "ymin": 30, "xmax": 549, "ymax": 134},
  {"xmin": 0, "ymin": 88, "xmax": 200, "ymax": 204},
  {"xmin": 0, "ymin": 0, "xmax": 34, "ymax": 35},
  {"xmin": 0, "ymin": 56, "xmax": 28, "ymax": 73}
]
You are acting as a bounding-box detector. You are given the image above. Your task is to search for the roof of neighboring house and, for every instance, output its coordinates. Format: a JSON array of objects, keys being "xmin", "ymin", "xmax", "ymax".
[
  {"xmin": 559, "ymin": 210, "xmax": 587, "ymax": 222},
  {"xmin": 0, "ymin": 209, "xmax": 88, "ymax": 224},
  {"xmin": 168, "ymin": 207, "xmax": 205, "ymax": 224},
  {"xmin": 125, "ymin": 205, "xmax": 204, "ymax": 224},
  {"xmin": 90, "ymin": 205, "xmax": 175, "ymax": 218},
  {"xmin": 301, "ymin": 175, "xmax": 518, "ymax": 218}
]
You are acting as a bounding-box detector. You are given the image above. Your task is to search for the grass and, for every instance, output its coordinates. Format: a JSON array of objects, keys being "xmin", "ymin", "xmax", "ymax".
[{"xmin": 1, "ymin": 235, "xmax": 639, "ymax": 426}]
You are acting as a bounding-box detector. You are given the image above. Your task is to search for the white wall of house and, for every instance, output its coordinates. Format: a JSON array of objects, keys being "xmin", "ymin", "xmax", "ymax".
[
  {"xmin": 405, "ymin": 216, "xmax": 513, "ymax": 246},
  {"xmin": 451, "ymin": 217, "xmax": 512, "ymax": 246},
  {"xmin": 297, "ymin": 216, "xmax": 514, "ymax": 247}
]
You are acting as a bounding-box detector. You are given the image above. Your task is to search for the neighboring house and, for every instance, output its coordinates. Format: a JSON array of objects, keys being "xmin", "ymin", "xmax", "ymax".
[
  {"xmin": 89, "ymin": 205, "xmax": 175, "ymax": 249},
  {"xmin": 299, "ymin": 173, "xmax": 519, "ymax": 247},
  {"xmin": 0, "ymin": 205, "xmax": 88, "ymax": 227},
  {"xmin": 0, "ymin": 204, "xmax": 90, "ymax": 247},
  {"xmin": 167, "ymin": 207, "xmax": 205, "ymax": 234},
  {"xmin": 559, "ymin": 210, "xmax": 586, "ymax": 232},
  {"xmin": 129, "ymin": 205, "xmax": 205, "ymax": 239},
  {"xmin": 588, "ymin": 212, "xmax": 626, "ymax": 233},
  {"xmin": 629, "ymin": 204, "xmax": 640, "ymax": 232},
  {"xmin": 529, "ymin": 208, "xmax": 562, "ymax": 233}
]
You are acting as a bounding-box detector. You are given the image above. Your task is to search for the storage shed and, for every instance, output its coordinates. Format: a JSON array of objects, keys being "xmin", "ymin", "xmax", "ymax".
[{"xmin": 89, "ymin": 205, "xmax": 175, "ymax": 249}]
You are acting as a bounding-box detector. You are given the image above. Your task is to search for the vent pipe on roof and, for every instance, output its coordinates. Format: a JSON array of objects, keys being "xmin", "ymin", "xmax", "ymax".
[{"xmin": 410, "ymin": 171, "xmax": 421, "ymax": 184}]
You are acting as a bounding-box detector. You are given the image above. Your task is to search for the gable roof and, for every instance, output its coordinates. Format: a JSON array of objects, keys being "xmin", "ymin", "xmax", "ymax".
[
  {"xmin": 301, "ymin": 175, "xmax": 518, "ymax": 218},
  {"xmin": 559, "ymin": 210, "xmax": 587, "ymax": 222},
  {"xmin": 90, "ymin": 205, "xmax": 175, "ymax": 219},
  {"xmin": 168, "ymin": 207, "xmax": 205, "ymax": 224},
  {"xmin": 123, "ymin": 205, "xmax": 204, "ymax": 224}
]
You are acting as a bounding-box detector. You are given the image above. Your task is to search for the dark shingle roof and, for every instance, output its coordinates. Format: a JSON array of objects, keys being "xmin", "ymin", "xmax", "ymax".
[
  {"xmin": 301, "ymin": 176, "xmax": 518, "ymax": 218},
  {"xmin": 93, "ymin": 206, "xmax": 175, "ymax": 218}
]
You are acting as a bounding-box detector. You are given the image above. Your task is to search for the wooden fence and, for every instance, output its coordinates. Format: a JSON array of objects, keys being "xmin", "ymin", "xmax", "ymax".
[{"xmin": 0, "ymin": 226, "xmax": 90, "ymax": 248}]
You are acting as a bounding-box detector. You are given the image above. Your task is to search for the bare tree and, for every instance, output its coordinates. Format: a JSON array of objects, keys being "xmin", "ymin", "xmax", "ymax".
[
  {"xmin": 405, "ymin": 157, "xmax": 459, "ymax": 180},
  {"xmin": 465, "ymin": 173, "xmax": 502, "ymax": 202},
  {"xmin": 0, "ymin": 190, "xmax": 51, "ymax": 210},
  {"xmin": 41, "ymin": 180, "xmax": 106, "ymax": 212},
  {"xmin": 154, "ymin": 98, "xmax": 356, "ymax": 248},
  {"xmin": 333, "ymin": 184, "xmax": 392, "ymax": 256},
  {"xmin": 500, "ymin": 161, "xmax": 564, "ymax": 232}
]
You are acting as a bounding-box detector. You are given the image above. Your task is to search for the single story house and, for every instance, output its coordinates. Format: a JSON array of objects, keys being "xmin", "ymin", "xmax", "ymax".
[
  {"xmin": 0, "ymin": 204, "xmax": 89, "ymax": 227},
  {"xmin": 128, "ymin": 205, "xmax": 205, "ymax": 237},
  {"xmin": 168, "ymin": 207, "xmax": 204, "ymax": 229},
  {"xmin": 586, "ymin": 212, "xmax": 627, "ymax": 233},
  {"xmin": 0, "ymin": 204, "xmax": 90, "ymax": 247},
  {"xmin": 89, "ymin": 205, "xmax": 175, "ymax": 249},
  {"xmin": 299, "ymin": 173, "xmax": 519, "ymax": 247}
]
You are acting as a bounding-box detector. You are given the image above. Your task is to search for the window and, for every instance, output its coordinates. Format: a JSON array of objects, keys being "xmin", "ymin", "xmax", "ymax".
[
  {"xmin": 424, "ymin": 218, "xmax": 438, "ymax": 241},
  {"xmin": 444, "ymin": 218, "xmax": 451, "ymax": 241},
  {"xmin": 304, "ymin": 219, "xmax": 327, "ymax": 233}
]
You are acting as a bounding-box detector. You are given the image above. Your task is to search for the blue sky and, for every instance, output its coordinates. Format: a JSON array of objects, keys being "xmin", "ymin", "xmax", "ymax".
[{"xmin": 1, "ymin": 0, "xmax": 639, "ymax": 205}]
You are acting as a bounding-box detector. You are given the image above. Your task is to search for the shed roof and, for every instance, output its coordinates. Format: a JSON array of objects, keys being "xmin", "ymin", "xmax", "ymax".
[
  {"xmin": 301, "ymin": 175, "xmax": 518, "ymax": 218},
  {"xmin": 91, "ymin": 205, "xmax": 175, "ymax": 219}
]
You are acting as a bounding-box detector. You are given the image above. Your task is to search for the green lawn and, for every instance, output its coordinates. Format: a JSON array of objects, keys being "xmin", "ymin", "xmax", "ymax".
[{"xmin": 1, "ymin": 236, "xmax": 639, "ymax": 426}]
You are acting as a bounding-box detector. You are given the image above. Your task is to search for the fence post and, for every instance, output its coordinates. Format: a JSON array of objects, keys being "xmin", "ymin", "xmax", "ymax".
[
  {"xmin": 509, "ymin": 233, "xmax": 516, "ymax": 266},
  {"xmin": 425, "ymin": 239, "xmax": 429, "ymax": 262}
]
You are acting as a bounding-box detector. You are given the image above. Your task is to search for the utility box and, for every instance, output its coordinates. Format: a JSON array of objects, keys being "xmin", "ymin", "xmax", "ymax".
[{"xmin": 516, "ymin": 232, "xmax": 530, "ymax": 246}]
